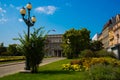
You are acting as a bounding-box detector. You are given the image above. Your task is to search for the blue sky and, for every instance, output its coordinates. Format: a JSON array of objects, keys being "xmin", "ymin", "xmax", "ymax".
[{"xmin": 0, "ymin": 0, "xmax": 120, "ymax": 46}]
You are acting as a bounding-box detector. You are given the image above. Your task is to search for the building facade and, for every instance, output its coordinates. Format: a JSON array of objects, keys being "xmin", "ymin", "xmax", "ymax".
[
  {"xmin": 99, "ymin": 20, "xmax": 111, "ymax": 49},
  {"xmin": 98, "ymin": 14, "xmax": 120, "ymax": 59},
  {"xmin": 112, "ymin": 15, "xmax": 120, "ymax": 45},
  {"xmin": 109, "ymin": 27, "xmax": 114, "ymax": 46},
  {"xmin": 98, "ymin": 15, "xmax": 120, "ymax": 49},
  {"xmin": 45, "ymin": 34, "xmax": 63, "ymax": 57},
  {"xmin": 92, "ymin": 33, "xmax": 100, "ymax": 41}
]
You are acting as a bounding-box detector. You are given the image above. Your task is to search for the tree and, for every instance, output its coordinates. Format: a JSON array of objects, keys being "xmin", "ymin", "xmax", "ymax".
[
  {"xmin": 7, "ymin": 44, "xmax": 18, "ymax": 56},
  {"xmin": 0, "ymin": 43, "xmax": 4, "ymax": 47},
  {"xmin": 62, "ymin": 28, "xmax": 90, "ymax": 58},
  {"xmin": 90, "ymin": 40, "xmax": 103, "ymax": 51},
  {"xmin": 14, "ymin": 27, "xmax": 47, "ymax": 73},
  {"xmin": 0, "ymin": 47, "xmax": 7, "ymax": 56},
  {"xmin": 0, "ymin": 43, "xmax": 7, "ymax": 56}
]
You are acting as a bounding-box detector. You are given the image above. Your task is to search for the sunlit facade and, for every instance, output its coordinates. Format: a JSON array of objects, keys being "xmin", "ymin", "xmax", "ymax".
[
  {"xmin": 99, "ymin": 14, "xmax": 120, "ymax": 48},
  {"xmin": 45, "ymin": 34, "xmax": 63, "ymax": 57},
  {"xmin": 99, "ymin": 20, "xmax": 111, "ymax": 49}
]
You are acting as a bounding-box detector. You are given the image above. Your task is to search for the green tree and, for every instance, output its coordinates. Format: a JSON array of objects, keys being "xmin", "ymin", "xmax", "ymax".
[
  {"xmin": 90, "ymin": 40, "xmax": 103, "ymax": 51},
  {"xmin": 0, "ymin": 43, "xmax": 7, "ymax": 56},
  {"xmin": 7, "ymin": 44, "xmax": 18, "ymax": 56},
  {"xmin": 0, "ymin": 43, "xmax": 4, "ymax": 47},
  {"xmin": 15, "ymin": 27, "xmax": 47, "ymax": 73},
  {"xmin": 62, "ymin": 28, "xmax": 90, "ymax": 58},
  {"xmin": 0, "ymin": 47, "xmax": 7, "ymax": 56}
]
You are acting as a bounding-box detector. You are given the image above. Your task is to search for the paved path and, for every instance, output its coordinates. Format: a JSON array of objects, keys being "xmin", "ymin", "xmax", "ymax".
[{"xmin": 0, "ymin": 57, "xmax": 65, "ymax": 77}]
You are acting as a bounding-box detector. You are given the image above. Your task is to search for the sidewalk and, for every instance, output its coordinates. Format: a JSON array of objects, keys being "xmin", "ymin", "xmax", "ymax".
[
  {"xmin": 0, "ymin": 61, "xmax": 25, "ymax": 67},
  {"xmin": 40, "ymin": 57, "xmax": 65, "ymax": 66},
  {"xmin": 0, "ymin": 57, "xmax": 65, "ymax": 67},
  {"xmin": 0, "ymin": 57, "xmax": 65, "ymax": 77}
]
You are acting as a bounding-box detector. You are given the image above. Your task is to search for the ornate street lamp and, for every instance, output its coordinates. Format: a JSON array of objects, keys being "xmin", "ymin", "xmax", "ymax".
[{"xmin": 20, "ymin": 3, "xmax": 36, "ymax": 70}]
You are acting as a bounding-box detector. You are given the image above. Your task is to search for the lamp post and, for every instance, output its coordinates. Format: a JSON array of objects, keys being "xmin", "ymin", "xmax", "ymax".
[{"xmin": 20, "ymin": 3, "xmax": 36, "ymax": 70}]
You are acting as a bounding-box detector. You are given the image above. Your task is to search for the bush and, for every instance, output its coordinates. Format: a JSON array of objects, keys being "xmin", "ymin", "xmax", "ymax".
[
  {"xmin": 87, "ymin": 64, "xmax": 120, "ymax": 80},
  {"xmin": 62, "ymin": 64, "xmax": 82, "ymax": 71},
  {"xmin": 70, "ymin": 60, "xmax": 81, "ymax": 65},
  {"xmin": 0, "ymin": 47, "xmax": 7, "ymax": 55},
  {"xmin": 83, "ymin": 57, "xmax": 120, "ymax": 70},
  {"xmin": 66, "ymin": 53, "xmax": 74, "ymax": 59},
  {"xmin": 96, "ymin": 49, "xmax": 116, "ymax": 58},
  {"xmin": 15, "ymin": 27, "xmax": 47, "ymax": 73},
  {"xmin": 80, "ymin": 49, "xmax": 95, "ymax": 58},
  {"xmin": 1, "ymin": 51, "xmax": 11, "ymax": 56},
  {"xmin": 63, "ymin": 57, "xmax": 120, "ymax": 72},
  {"xmin": 0, "ymin": 56, "xmax": 25, "ymax": 62}
]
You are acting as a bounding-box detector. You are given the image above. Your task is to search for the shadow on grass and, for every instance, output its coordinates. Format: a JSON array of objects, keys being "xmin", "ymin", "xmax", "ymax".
[
  {"xmin": 38, "ymin": 70, "xmax": 73, "ymax": 75},
  {"xmin": 20, "ymin": 70, "xmax": 74, "ymax": 75}
]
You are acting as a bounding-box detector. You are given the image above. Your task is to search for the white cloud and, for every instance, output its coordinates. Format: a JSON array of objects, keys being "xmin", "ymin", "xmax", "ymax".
[
  {"xmin": 10, "ymin": 4, "xmax": 21, "ymax": 11},
  {"xmin": 0, "ymin": 17, "xmax": 8, "ymax": 23},
  {"xmin": 10, "ymin": 4, "xmax": 14, "ymax": 8},
  {"xmin": 0, "ymin": 7, "xmax": 7, "ymax": 23},
  {"xmin": 18, "ymin": 18, "xmax": 23, "ymax": 22},
  {"xmin": 35, "ymin": 6, "xmax": 57, "ymax": 15},
  {"xmin": 0, "ymin": 7, "xmax": 6, "ymax": 13}
]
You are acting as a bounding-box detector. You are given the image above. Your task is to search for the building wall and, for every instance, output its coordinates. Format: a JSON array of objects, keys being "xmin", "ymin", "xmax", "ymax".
[
  {"xmin": 109, "ymin": 28, "xmax": 114, "ymax": 46},
  {"xmin": 97, "ymin": 14, "xmax": 120, "ymax": 59},
  {"xmin": 113, "ymin": 21, "xmax": 120, "ymax": 45},
  {"xmin": 92, "ymin": 33, "xmax": 99, "ymax": 41},
  {"xmin": 99, "ymin": 14, "xmax": 120, "ymax": 49},
  {"xmin": 108, "ymin": 15, "xmax": 120, "ymax": 47},
  {"xmin": 101, "ymin": 26, "xmax": 109, "ymax": 49},
  {"xmin": 45, "ymin": 34, "xmax": 63, "ymax": 57}
]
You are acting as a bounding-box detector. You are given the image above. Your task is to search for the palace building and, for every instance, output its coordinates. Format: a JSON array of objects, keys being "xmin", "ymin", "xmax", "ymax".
[{"xmin": 45, "ymin": 34, "xmax": 63, "ymax": 57}]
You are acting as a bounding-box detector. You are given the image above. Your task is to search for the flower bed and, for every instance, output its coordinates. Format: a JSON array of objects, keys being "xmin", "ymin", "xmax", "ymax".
[{"xmin": 62, "ymin": 57, "xmax": 120, "ymax": 71}]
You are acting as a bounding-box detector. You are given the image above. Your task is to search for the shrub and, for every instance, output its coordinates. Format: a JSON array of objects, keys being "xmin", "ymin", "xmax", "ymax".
[
  {"xmin": 70, "ymin": 60, "xmax": 81, "ymax": 65},
  {"xmin": 71, "ymin": 64, "xmax": 81, "ymax": 71},
  {"xmin": 80, "ymin": 49, "xmax": 95, "ymax": 58},
  {"xmin": 87, "ymin": 64, "xmax": 120, "ymax": 80},
  {"xmin": 62, "ymin": 64, "xmax": 82, "ymax": 71},
  {"xmin": 0, "ymin": 56, "xmax": 25, "ymax": 62},
  {"xmin": 67, "ymin": 53, "xmax": 74, "ymax": 59},
  {"xmin": 15, "ymin": 27, "xmax": 47, "ymax": 73},
  {"xmin": 0, "ymin": 47, "xmax": 7, "ymax": 55},
  {"xmin": 63, "ymin": 57, "xmax": 120, "ymax": 72},
  {"xmin": 7, "ymin": 44, "xmax": 18, "ymax": 56},
  {"xmin": 1, "ymin": 51, "xmax": 11, "ymax": 56},
  {"xmin": 96, "ymin": 49, "xmax": 116, "ymax": 58},
  {"xmin": 82, "ymin": 57, "xmax": 120, "ymax": 70},
  {"xmin": 62, "ymin": 64, "xmax": 71, "ymax": 71}
]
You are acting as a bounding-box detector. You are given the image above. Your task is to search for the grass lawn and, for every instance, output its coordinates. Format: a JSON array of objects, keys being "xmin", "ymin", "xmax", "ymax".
[{"xmin": 0, "ymin": 59, "xmax": 87, "ymax": 80}]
